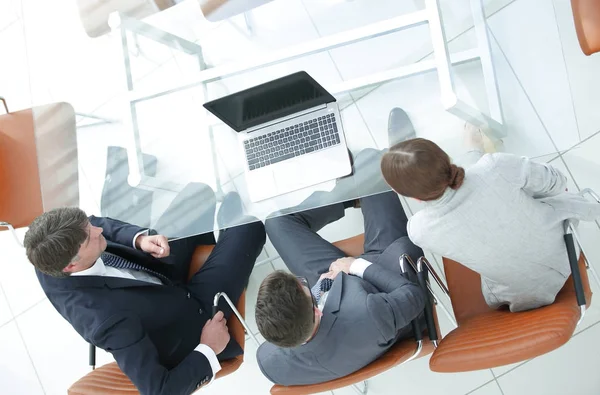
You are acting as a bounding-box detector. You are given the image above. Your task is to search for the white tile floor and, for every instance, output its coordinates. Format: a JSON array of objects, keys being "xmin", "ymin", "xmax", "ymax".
[{"xmin": 2, "ymin": 0, "xmax": 600, "ymax": 394}]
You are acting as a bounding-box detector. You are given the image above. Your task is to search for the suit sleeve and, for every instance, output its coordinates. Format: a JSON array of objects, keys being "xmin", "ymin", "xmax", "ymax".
[
  {"xmin": 92, "ymin": 314, "xmax": 212, "ymax": 395},
  {"xmin": 89, "ymin": 216, "xmax": 148, "ymax": 247},
  {"xmin": 362, "ymin": 265, "xmax": 425, "ymax": 343},
  {"xmin": 490, "ymin": 153, "xmax": 567, "ymax": 198}
]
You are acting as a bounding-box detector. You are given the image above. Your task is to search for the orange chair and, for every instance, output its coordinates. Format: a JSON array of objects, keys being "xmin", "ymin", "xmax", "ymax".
[
  {"xmin": 68, "ymin": 245, "xmax": 252, "ymax": 394},
  {"xmin": 0, "ymin": 98, "xmax": 77, "ymax": 244},
  {"xmin": 571, "ymin": 0, "xmax": 600, "ymax": 55},
  {"xmin": 269, "ymin": 234, "xmax": 439, "ymax": 395},
  {"xmin": 429, "ymin": 211, "xmax": 597, "ymax": 372}
]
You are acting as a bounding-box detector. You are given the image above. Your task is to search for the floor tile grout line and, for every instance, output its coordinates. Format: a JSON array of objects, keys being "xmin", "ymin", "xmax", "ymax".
[
  {"xmin": 494, "ymin": 377, "xmax": 506, "ymax": 395},
  {"xmin": 556, "ymin": 152, "xmax": 582, "ymax": 191},
  {"xmin": 339, "ymin": 0, "xmax": 518, "ymax": 113},
  {"xmin": 0, "ymin": 283, "xmax": 13, "ymax": 331},
  {"xmin": 488, "ymin": 28, "xmax": 563, "ymax": 155},
  {"xmin": 550, "ymin": 0, "xmax": 582, "ymax": 142},
  {"xmin": 12, "ymin": 317, "xmax": 47, "ymax": 394},
  {"xmin": 493, "ymin": 319, "xmax": 600, "ymax": 381},
  {"xmin": 0, "ymin": 281, "xmax": 46, "ymax": 394},
  {"xmin": 0, "ymin": 297, "xmax": 47, "ymax": 332},
  {"xmin": 546, "ymin": 128, "xmax": 600, "ymax": 160},
  {"xmin": 0, "ymin": 17, "xmax": 19, "ymax": 35},
  {"xmin": 463, "ymin": 377, "xmax": 498, "ymax": 395}
]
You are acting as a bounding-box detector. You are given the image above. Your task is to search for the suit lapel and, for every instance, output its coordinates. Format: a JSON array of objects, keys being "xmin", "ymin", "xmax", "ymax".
[
  {"xmin": 299, "ymin": 273, "xmax": 345, "ymax": 352},
  {"xmin": 37, "ymin": 269, "xmax": 161, "ymax": 291}
]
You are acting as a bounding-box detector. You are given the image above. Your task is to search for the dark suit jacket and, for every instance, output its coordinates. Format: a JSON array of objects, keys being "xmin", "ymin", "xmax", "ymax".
[
  {"xmin": 36, "ymin": 216, "xmax": 220, "ymax": 395},
  {"xmin": 257, "ymin": 263, "xmax": 425, "ymax": 385}
]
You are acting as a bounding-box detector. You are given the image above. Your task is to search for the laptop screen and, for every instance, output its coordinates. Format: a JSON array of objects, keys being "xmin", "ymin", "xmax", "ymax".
[{"xmin": 203, "ymin": 71, "xmax": 335, "ymax": 132}]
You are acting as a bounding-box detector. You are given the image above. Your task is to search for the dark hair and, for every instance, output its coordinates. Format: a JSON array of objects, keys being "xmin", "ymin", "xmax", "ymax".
[
  {"xmin": 381, "ymin": 138, "xmax": 465, "ymax": 200},
  {"xmin": 23, "ymin": 207, "xmax": 89, "ymax": 277},
  {"xmin": 255, "ymin": 271, "xmax": 314, "ymax": 348}
]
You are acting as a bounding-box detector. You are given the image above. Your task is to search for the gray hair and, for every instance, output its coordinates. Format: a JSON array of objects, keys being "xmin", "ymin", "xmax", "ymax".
[{"xmin": 24, "ymin": 207, "xmax": 89, "ymax": 277}]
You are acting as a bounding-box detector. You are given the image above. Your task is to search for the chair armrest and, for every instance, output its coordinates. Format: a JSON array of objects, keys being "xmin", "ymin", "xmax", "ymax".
[
  {"xmin": 565, "ymin": 232, "xmax": 586, "ymax": 309},
  {"xmin": 429, "ymin": 304, "xmax": 579, "ymax": 372},
  {"xmin": 417, "ymin": 257, "xmax": 438, "ymax": 343},
  {"xmin": 399, "ymin": 255, "xmax": 422, "ymax": 342},
  {"xmin": 89, "ymin": 343, "xmax": 96, "ymax": 369}
]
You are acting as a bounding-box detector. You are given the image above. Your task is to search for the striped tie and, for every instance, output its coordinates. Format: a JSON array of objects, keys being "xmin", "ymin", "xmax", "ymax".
[
  {"xmin": 311, "ymin": 278, "xmax": 334, "ymax": 304},
  {"xmin": 101, "ymin": 252, "xmax": 172, "ymax": 285}
]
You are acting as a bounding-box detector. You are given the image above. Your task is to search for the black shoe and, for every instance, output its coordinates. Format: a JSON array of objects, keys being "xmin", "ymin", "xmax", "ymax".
[
  {"xmin": 217, "ymin": 192, "xmax": 244, "ymax": 229},
  {"xmin": 388, "ymin": 108, "xmax": 416, "ymax": 146}
]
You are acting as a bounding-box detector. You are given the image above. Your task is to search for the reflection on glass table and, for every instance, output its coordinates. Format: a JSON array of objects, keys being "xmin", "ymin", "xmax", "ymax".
[{"xmin": 26, "ymin": 0, "xmax": 506, "ymax": 239}]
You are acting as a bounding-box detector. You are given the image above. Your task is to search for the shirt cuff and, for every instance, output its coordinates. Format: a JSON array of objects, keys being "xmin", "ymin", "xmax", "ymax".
[
  {"xmin": 132, "ymin": 230, "xmax": 149, "ymax": 249},
  {"xmin": 349, "ymin": 258, "xmax": 372, "ymax": 278},
  {"xmin": 194, "ymin": 344, "xmax": 222, "ymax": 383}
]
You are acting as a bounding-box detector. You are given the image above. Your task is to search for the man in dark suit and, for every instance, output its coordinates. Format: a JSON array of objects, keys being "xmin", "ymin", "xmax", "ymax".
[
  {"xmin": 254, "ymin": 108, "xmax": 425, "ymax": 385},
  {"xmin": 24, "ymin": 189, "xmax": 265, "ymax": 395}
]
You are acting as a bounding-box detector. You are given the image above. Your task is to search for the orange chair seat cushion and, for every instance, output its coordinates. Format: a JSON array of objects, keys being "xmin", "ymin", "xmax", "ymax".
[
  {"xmin": 68, "ymin": 357, "xmax": 243, "ymax": 395},
  {"xmin": 431, "ymin": 253, "xmax": 592, "ymax": 372},
  {"xmin": 271, "ymin": 336, "xmax": 435, "ymax": 395},
  {"xmin": 429, "ymin": 302, "xmax": 581, "ymax": 372},
  {"xmin": 0, "ymin": 108, "xmax": 43, "ymax": 228},
  {"xmin": 571, "ymin": 0, "xmax": 600, "ymax": 55}
]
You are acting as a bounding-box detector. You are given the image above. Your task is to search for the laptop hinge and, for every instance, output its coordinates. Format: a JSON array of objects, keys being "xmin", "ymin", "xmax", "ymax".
[{"xmin": 245, "ymin": 103, "xmax": 328, "ymax": 134}]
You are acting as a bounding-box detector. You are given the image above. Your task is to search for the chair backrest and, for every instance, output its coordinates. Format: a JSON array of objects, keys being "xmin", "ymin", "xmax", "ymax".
[
  {"xmin": 443, "ymin": 252, "xmax": 593, "ymax": 325},
  {"xmin": 0, "ymin": 103, "xmax": 78, "ymax": 230},
  {"xmin": 270, "ymin": 338, "xmax": 433, "ymax": 395},
  {"xmin": 571, "ymin": 0, "xmax": 600, "ymax": 55},
  {"xmin": 0, "ymin": 107, "xmax": 43, "ymax": 228},
  {"xmin": 442, "ymin": 257, "xmax": 493, "ymax": 324}
]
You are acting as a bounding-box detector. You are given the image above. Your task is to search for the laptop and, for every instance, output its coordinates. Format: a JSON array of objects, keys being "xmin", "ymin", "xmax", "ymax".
[{"xmin": 204, "ymin": 71, "xmax": 352, "ymax": 202}]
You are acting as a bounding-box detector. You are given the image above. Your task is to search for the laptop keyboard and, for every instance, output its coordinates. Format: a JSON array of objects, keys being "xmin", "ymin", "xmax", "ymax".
[{"xmin": 244, "ymin": 113, "xmax": 341, "ymax": 171}]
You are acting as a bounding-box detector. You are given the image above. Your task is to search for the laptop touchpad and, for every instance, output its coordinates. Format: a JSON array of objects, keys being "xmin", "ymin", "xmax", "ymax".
[{"xmin": 273, "ymin": 161, "xmax": 307, "ymax": 191}]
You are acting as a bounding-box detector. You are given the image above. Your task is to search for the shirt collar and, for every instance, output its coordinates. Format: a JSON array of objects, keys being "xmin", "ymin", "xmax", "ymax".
[
  {"xmin": 425, "ymin": 187, "xmax": 456, "ymax": 207},
  {"xmin": 71, "ymin": 256, "xmax": 106, "ymax": 277}
]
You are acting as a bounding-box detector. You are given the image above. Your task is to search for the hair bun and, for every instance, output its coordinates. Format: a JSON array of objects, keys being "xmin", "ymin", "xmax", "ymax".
[{"xmin": 448, "ymin": 164, "xmax": 465, "ymax": 189}]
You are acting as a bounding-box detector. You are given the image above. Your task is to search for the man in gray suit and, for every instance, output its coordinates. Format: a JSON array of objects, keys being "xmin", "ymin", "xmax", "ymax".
[{"xmin": 253, "ymin": 107, "xmax": 426, "ymax": 386}]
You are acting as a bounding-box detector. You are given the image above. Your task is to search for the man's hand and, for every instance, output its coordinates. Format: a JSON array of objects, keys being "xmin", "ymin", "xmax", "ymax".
[
  {"xmin": 200, "ymin": 311, "xmax": 230, "ymax": 355},
  {"xmin": 136, "ymin": 235, "xmax": 170, "ymax": 259},
  {"xmin": 329, "ymin": 257, "xmax": 356, "ymax": 275}
]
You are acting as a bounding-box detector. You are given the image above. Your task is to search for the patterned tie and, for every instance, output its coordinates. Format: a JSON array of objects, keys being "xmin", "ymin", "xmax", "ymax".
[
  {"xmin": 101, "ymin": 252, "xmax": 172, "ymax": 286},
  {"xmin": 311, "ymin": 278, "xmax": 334, "ymax": 304}
]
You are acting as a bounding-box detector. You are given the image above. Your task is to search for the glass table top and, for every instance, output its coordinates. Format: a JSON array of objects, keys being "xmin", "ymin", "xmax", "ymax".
[{"xmin": 21, "ymin": 0, "xmax": 530, "ymax": 239}]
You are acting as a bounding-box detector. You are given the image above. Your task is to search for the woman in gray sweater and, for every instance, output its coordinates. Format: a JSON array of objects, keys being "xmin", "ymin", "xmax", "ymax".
[{"xmin": 381, "ymin": 138, "xmax": 600, "ymax": 312}]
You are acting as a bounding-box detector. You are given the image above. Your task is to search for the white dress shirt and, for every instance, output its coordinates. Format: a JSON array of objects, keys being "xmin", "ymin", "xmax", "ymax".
[{"xmin": 72, "ymin": 230, "xmax": 222, "ymax": 379}]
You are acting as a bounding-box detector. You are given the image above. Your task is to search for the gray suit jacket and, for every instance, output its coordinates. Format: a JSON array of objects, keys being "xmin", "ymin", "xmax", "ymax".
[{"xmin": 256, "ymin": 264, "xmax": 425, "ymax": 386}]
